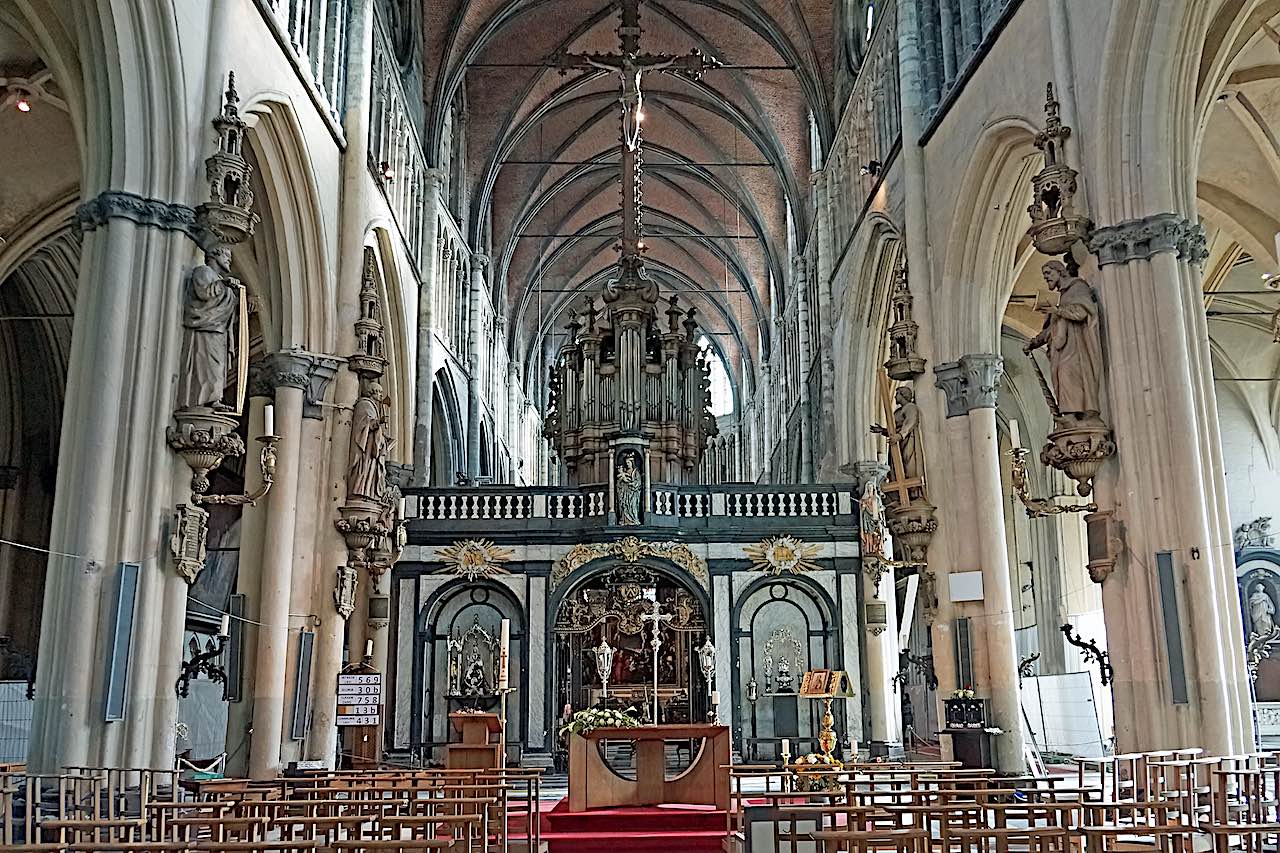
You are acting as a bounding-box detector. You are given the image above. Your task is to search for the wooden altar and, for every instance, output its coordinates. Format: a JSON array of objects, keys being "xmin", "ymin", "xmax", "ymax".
[{"xmin": 567, "ymin": 724, "xmax": 730, "ymax": 812}]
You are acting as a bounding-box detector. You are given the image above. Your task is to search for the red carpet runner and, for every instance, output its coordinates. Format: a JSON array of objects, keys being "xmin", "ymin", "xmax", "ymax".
[{"xmin": 520, "ymin": 798, "xmax": 729, "ymax": 853}]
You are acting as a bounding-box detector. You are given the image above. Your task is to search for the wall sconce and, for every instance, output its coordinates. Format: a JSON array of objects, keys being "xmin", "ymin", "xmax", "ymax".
[
  {"xmin": 859, "ymin": 160, "xmax": 882, "ymax": 177},
  {"xmin": 379, "ymin": 161, "xmax": 395, "ymax": 182}
]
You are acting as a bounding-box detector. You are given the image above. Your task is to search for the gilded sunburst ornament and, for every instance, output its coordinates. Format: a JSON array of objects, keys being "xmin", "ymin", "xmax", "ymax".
[
  {"xmin": 436, "ymin": 539, "xmax": 514, "ymax": 581},
  {"xmin": 744, "ymin": 536, "xmax": 821, "ymax": 576}
]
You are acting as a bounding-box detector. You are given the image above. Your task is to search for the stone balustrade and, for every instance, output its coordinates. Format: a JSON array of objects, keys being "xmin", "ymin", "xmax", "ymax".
[
  {"xmin": 403, "ymin": 483, "xmax": 855, "ymax": 534},
  {"xmin": 258, "ymin": 0, "xmax": 348, "ymax": 125}
]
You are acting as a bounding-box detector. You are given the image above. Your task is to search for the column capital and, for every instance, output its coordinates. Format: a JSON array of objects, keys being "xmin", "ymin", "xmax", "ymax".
[
  {"xmin": 75, "ymin": 190, "xmax": 197, "ymax": 237},
  {"xmin": 249, "ymin": 350, "xmax": 341, "ymax": 419},
  {"xmin": 934, "ymin": 353, "xmax": 1003, "ymax": 416},
  {"xmin": 471, "ymin": 253, "xmax": 490, "ymax": 271},
  {"xmin": 425, "ymin": 167, "xmax": 446, "ymax": 193},
  {"xmin": 1088, "ymin": 212, "xmax": 1208, "ymax": 267},
  {"xmin": 851, "ymin": 460, "xmax": 890, "ymax": 490}
]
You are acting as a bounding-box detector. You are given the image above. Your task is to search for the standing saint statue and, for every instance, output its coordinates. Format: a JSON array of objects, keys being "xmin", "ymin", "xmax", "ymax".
[
  {"xmin": 176, "ymin": 246, "xmax": 240, "ymax": 411},
  {"xmin": 348, "ymin": 380, "xmax": 392, "ymax": 502},
  {"xmin": 892, "ymin": 386, "xmax": 923, "ymax": 483},
  {"xmin": 1025, "ymin": 260, "xmax": 1104, "ymax": 424},
  {"xmin": 859, "ymin": 480, "xmax": 887, "ymax": 562},
  {"xmin": 615, "ymin": 451, "xmax": 642, "ymax": 525},
  {"xmin": 1251, "ymin": 583, "xmax": 1277, "ymax": 638}
]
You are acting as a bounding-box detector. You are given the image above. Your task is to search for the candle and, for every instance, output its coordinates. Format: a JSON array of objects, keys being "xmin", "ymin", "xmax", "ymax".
[
  {"xmin": 781, "ymin": 738, "xmax": 790, "ymax": 756},
  {"xmin": 398, "ymin": 496, "xmax": 407, "ymax": 518},
  {"xmin": 263, "ymin": 403, "xmax": 275, "ymax": 437},
  {"xmin": 498, "ymin": 619, "xmax": 511, "ymax": 690},
  {"xmin": 1009, "ymin": 418, "xmax": 1021, "ymax": 450},
  {"xmin": 365, "ymin": 639, "xmax": 373, "ymax": 658},
  {"xmin": 711, "ymin": 690, "xmax": 720, "ymax": 705},
  {"xmin": 219, "ymin": 614, "xmax": 230, "ymax": 638}
]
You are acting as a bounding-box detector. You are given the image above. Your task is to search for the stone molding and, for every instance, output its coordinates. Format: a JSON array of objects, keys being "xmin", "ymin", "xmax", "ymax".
[
  {"xmin": 852, "ymin": 460, "xmax": 890, "ymax": 490},
  {"xmin": 249, "ymin": 351, "xmax": 341, "ymax": 419},
  {"xmin": 1088, "ymin": 213, "xmax": 1209, "ymax": 267},
  {"xmin": 75, "ymin": 190, "xmax": 197, "ymax": 237},
  {"xmin": 934, "ymin": 354, "xmax": 1003, "ymax": 416}
]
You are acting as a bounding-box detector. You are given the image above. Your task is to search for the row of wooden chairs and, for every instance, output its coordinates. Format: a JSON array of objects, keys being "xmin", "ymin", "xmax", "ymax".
[
  {"xmin": 726, "ymin": 752, "xmax": 1280, "ymax": 852},
  {"xmin": 1, "ymin": 765, "xmax": 544, "ymax": 853}
]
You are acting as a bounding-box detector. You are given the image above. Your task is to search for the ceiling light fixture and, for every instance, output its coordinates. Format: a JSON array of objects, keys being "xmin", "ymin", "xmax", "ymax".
[{"xmin": 15, "ymin": 96, "xmax": 31, "ymax": 113}]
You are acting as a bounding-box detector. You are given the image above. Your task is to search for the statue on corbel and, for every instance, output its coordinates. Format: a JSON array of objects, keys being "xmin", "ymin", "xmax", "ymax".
[
  {"xmin": 334, "ymin": 246, "xmax": 405, "ymax": 610},
  {"xmin": 1021, "ymin": 82, "xmax": 1116, "ymax": 503},
  {"xmin": 167, "ymin": 72, "xmax": 277, "ymax": 585}
]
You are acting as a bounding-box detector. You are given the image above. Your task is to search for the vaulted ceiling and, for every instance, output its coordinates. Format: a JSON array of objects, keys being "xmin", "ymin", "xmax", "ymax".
[{"xmin": 421, "ymin": 0, "xmax": 837, "ymax": 391}]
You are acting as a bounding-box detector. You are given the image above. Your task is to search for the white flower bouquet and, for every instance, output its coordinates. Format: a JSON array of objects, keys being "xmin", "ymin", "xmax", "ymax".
[{"xmin": 558, "ymin": 706, "xmax": 643, "ymax": 737}]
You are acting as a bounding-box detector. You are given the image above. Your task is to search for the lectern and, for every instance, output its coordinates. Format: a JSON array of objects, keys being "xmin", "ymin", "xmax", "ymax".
[{"xmin": 446, "ymin": 711, "xmax": 503, "ymax": 771}]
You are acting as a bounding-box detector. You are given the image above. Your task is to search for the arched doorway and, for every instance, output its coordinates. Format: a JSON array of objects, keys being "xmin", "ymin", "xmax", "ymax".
[
  {"xmin": 413, "ymin": 581, "xmax": 525, "ymax": 763},
  {"xmin": 732, "ymin": 576, "xmax": 839, "ymax": 762},
  {"xmin": 551, "ymin": 562, "xmax": 710, "ymax": 727}
]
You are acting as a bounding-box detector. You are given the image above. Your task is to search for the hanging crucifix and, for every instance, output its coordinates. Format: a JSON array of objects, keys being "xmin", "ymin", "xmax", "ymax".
[{"xmin": 550, "ymin": 0, "xmax": 721, "ymax": 265}]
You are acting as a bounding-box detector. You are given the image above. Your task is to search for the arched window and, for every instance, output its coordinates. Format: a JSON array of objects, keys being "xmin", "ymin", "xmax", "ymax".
[{"xmin": 697, "ymin": 335, "xmax": 734, "ymax": 416}]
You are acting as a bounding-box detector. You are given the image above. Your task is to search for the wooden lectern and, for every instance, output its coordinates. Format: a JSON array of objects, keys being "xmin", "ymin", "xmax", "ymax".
[{"xmin": 446, "ymin": 711, "xmax": 504, "ymax": 771}]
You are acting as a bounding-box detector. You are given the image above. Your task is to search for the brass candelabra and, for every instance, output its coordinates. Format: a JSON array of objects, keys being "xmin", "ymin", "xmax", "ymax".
[{"xmin": 1009, "ymin": 445, "xmax": 1096, "ymax": 518}]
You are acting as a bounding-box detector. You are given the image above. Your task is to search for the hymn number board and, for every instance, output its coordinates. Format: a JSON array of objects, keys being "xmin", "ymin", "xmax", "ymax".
[{"xmin": 337, "ymin": 672, "xmax": 382, "ymax": 727}]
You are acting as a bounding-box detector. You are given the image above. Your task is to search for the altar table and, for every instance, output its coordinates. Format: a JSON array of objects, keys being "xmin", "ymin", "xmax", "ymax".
[{"xmin": 567, "ymin": 723, "xmax": 731, "ymax": 812}]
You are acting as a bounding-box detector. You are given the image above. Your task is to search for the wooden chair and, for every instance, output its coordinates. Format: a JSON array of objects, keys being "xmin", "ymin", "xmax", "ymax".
[
  {"xmin": 810, "ymin": 826, "xmax": 931, "ymax": 853},
  {"xmin": 1201, "ymin": 766, "xmax": 1280, "ymax": 853}
]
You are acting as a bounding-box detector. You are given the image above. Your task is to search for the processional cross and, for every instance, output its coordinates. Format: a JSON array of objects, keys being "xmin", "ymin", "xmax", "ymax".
[
  {"xmin": 551, "ymin": 0, "xmax": 721, "ymax": 267},
  {"xmin": 639, "ymin": 593, "xmax": 673, "ymax": 724}
]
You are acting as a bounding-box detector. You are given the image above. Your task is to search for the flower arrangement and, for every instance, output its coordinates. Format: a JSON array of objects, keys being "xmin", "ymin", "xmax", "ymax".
[
  {"xmin": 952, "ymin": 686, "xmax": 976, "ymax": 699},
  {"xmin": 793, "ymin": 753, "xmax": 845, "ymax": 792},
  {"xmin": 558, "ymin": 706, "xmax": 643, "ymax": 737}
]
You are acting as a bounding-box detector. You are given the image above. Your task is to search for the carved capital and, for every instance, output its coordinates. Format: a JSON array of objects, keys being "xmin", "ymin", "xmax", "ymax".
[
  {"xmin": 933, "ymin": 362, "xmax": 967, "ymax": 419},
  {"xmin": 1089, "ymin": 213, "xmax": 1208, "ymax": 267},
  {"xmin": 852, "ymin": 460, "xmax": 890, "ymax": 491},
  {"xmin": 934, "ymin": 354, "xmax": 1002, "ymax": 415},
  {"xmin": 75, "ymin": 190, "xmax": 197, "ymax": 237},
  {"xmin": 472, "ymin": 253, "xmax": 490, "ymax": 271},
  {"xmin": 959, "ymin": 353, "xmax": 1003, "ymax": 410},
  {"xmin": 249, "ymin": 351, "xmax": 341, "ymax": 419}
]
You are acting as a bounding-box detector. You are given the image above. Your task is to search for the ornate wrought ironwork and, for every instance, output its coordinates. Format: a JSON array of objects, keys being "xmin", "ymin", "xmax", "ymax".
[
  {"xmin": 1061, "ymin": 623, "xmax": 1112, "ymax": 685},
  {"xmin": 1018, "ymin": 652, "xmax": 1041, "ymax": 681},
  {"xmin": 891, "ymin": 650, "xmax": 938, "ymax": 693},
  {"xmin": 553, "ymin": 536, "xmax": 709, "ymax": 589},
  {"xmin": 176, "ymin": 634, "xmax": 227, "ymax": 699}
]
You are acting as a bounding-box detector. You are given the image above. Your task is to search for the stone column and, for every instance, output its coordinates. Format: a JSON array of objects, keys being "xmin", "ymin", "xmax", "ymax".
[
  {"xmin": 410, "ymin": 172, "xmax": 445, "ymax": 487},
  {"xmin": 795, "ymin": 259, "xmax": 816, "ymax": 483},
  {"xmin": 934, "ymin": 354, "xmax": 1026, "ymax": 771},
  {"xmin": 27, "ymin": 202, "xmax": 194, "ymax": 773},
  {"xmin": 855, "ymin": 461, "xmax": 904, "ymax": 757},
  {"xmin": 247, "ymin": 354, "xmax": 311, "ymax": 779},
  {"xmin": 305, "ymin": 0, "xmax": 376, "ymax": 766},
  {"xmin": 466, "ymin": 257, "xmax": 487, "ymax": 482},
  {"xmin": 1088, "ymin": 216, "xmax": 1252, "ymax": 753}
]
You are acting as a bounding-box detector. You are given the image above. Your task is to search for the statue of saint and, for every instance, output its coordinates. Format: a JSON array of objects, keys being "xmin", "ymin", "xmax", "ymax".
[
  {"xmin": 1251, "ymin": 583, "xmax": 1277, "ymax": 638},
  {"xmin": 1025, "ymin": 261, "xmax": 1104, "ymax": 424},
  {"xmin": 892, "ymin": 386, "xmax": 923, "ymax": 482},
  {"xmin": 615, "ymin": 451, "xmax": 642, "ymax": 525},
  {"xmin": 859, "ymin": 480, "xmax": 886, "ymax": 562},
  {"xmin": 348, "ymin": 380, "xmax": 392, "ymax": 502},
  {"xmin": 176, "ymin": 246, "xmax": 240, "ymax": 411}
]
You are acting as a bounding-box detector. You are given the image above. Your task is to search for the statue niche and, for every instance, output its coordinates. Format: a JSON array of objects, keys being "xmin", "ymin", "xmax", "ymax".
[{"xmin": 615, "ymin": 450, "xmax": 643, "ymax": 526}]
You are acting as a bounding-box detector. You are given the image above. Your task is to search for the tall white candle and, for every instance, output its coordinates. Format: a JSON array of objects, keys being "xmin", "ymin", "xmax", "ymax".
[
  {"xmin": 1009, "ymin": 418, "xmax": 1021, "ymax": 450},
  {"xmin": 263, "ymin": 403, "xmax": 275, "ymax": 437},
  {"xmin": 711, "ymin": 690, "xmax": 720, "ymax": 705},
  {"xmin": 781, "ymin": 738, "xmax": 790, "ymax": 756},
  {"xmin": 398, "ymin": 496, "xmax": 407, "ymax": 517},
  {"xmin": 499, "ymin": 619, "xmax": 511, "ymax": 690},
  {"xmin": 219, "ymin": 614, "xmax": 231, "ymax": 638},
  {"xmin": 365, "ymin": 639, "xmax": 373, "ymax": 659}
]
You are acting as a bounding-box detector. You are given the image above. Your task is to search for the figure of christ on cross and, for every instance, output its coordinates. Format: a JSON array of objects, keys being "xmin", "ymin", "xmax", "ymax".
[
  {"xmin": 639, "ymin": 593, "xmax": 674, "ymax": 724},
  {"xmin": 550, "ymin": 0, "xmax": 721, "ymax": 261}
]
